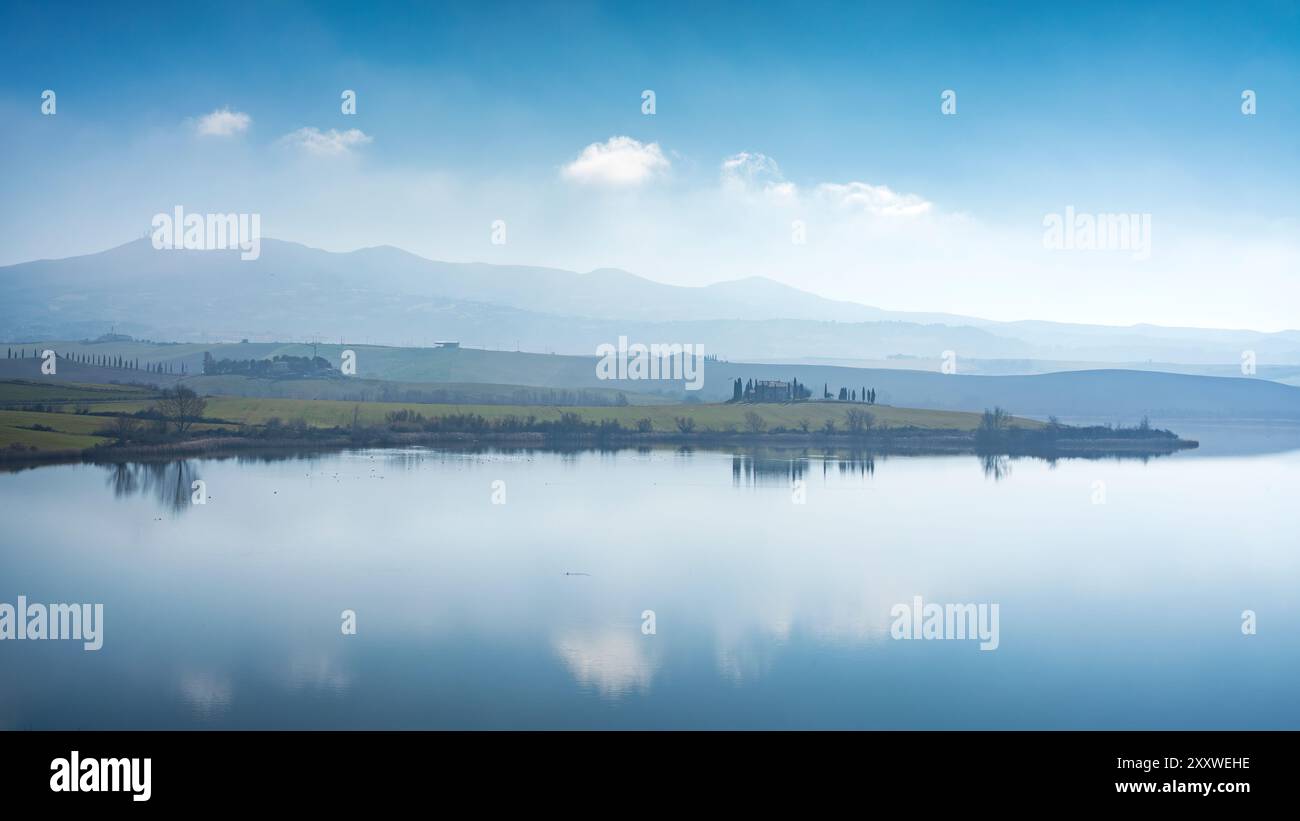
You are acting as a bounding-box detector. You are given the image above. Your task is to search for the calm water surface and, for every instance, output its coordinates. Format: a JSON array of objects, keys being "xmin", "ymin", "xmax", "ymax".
[{"xmin": 1, "ymin": 424, "xmax": 1298, "ymax": 729}]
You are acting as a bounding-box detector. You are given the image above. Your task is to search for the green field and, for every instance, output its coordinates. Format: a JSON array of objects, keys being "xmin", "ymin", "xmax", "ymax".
[
  {"xmin": 0, "ymin": 400, "xmax": 234, "ymax": 452},
  {"xmin": 6, "ymin": 340, "xmax": 616, "ymax": 391},
  {"xmin": 0, "ymin": 381, "xmax": 158, "ymax": 451},
  {"xmin": 188, "ymin": 396, "xmax": 1011, "ymax": 432},
  {"xmin": 177, "ymin": 373, "xmax": 671, "ymax": 405},
  {"xmin": 0, "ymin": 377, "xmax": 1040, "ymax": 453},
  {"xmin": 0, "ymin": 379, "xmax": 154, "ymax": 405},
  {"xmin": 77, "ymin": 395, "xmax": 1026, "ymax": 433},
  {"xmin": 0, "ymin": 409, "xmax": 111, "ymax": 451}
]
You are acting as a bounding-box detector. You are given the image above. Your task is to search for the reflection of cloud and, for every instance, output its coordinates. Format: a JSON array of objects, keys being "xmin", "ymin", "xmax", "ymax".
[
  {"xmin": 714, "ymin": 590, "xmax": 897, "ymax": 684},
  {"xmin": 716, "ymin": 632, "xmax": 779, "ymax": 685},
  {"xmin": 283, "ymin": 653, "xmax": 353, "ymax": 695},
  {"xmin": 804, "ymin": 593, "xmax": 894, "ymax": 645},
  {"xmin": 714, "ymin": 605, "xmax": 793, "ymax": 684},
  {"xmin": 553, "ymin": 630, "xmax": 657, "ymax": 698},
  {"xmin": 179, "ymin": 672, "xmax": 232, "ymax": 718}
]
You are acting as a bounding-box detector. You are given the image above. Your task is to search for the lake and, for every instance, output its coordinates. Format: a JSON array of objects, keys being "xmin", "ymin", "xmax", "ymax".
[{"xmin": 1, "ymin": 422, "xmax": 1298, "ymax": 729}]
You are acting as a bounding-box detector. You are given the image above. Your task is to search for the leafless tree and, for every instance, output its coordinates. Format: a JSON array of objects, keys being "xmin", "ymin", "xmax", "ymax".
[
  {"xmin": 845, "ymin": 408, "xmax": 874, "ymax": 435},
  {"xmin": 104, "ymin": 414, "xmax": 139, "ymax": 443},
  {"xmin": 154, "ymin": 386, "xmax": 207, "ymax": 434}
]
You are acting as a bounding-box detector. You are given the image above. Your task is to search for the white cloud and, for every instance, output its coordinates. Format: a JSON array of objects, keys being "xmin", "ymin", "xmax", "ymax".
[
  {"xmin": 721, "ymin": 151, "xmax": 783, "ymax": 185},
  {"xmin": 195, "ymin": 107, "xmax": 251, "ymax": 137},
  {"xmin": 561, "ymin": 136, "xmax": 669, "ymax": 186},
  {"xmin": 720, "ymin": 153, "xmax": 930, "ymax": 215},
  {"xmin": 816, "ymin": 181, "xmax": 932, "ymax": 216},
  {"xmin": 721, "ymin": 151, "xmax": 797, "ymax": 201},
  {"xmin": 119, "ymin": 144, "xmax": 1294, "ymax": 330},
  {"xmin": 279, "ymin": 127, "xmax": 373, "ymax": 157}
]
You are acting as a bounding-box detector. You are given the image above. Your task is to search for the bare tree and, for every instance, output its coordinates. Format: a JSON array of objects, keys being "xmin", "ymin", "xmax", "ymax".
[
  {"xmin": 845, "ymin": 408, "xmax": 874, "ymax": 435},
  {"xmin": 743, "ymin": 411, "xmax": 768, "ymax": 434},
  {"xmin": 103, "ymin": 414, "xmax": 139, "ymax": 443},
  {"xmin": 154, "ymin": 386, "xmax": 207, "ymax": 434},
  {"xmin": 674, "ymin": 416, "xmax": 696, "ymax": 434},
  {"xmin": 975, "ymin": 406, "xmax": 1011, "ymax": 449}
]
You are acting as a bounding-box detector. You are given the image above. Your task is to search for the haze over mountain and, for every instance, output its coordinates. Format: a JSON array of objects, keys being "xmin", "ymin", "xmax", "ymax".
[{"xmin": 3, "ymin": 238, "xmax": 1298, "ymax": 369}]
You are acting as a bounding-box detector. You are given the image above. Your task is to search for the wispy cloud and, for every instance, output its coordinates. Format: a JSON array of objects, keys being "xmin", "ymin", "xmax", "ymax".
[
  {"xmin": 194, "ymin": 107, "xmax": 251, "ymax": 137},
  {"xmin": 721, "ymin": 153, "xmax": 930, "ymax": 215},
  {"xmin": 720, "ymin": 151, "xmax": 795, "ymax": 200},
  {"xmin": 815, "ymin": 181, "xmax": 932, "ymax": 216},
  {"xmin": 561, "ymin": 136, "xmax": 669, "ymax": 186},
  {"xmin": 279, "ymin": 127, "xmax": 373, "ymax": 157},
  {"xmin": 721, "ymin": 151, "xmax": 783, "ymax": 186}
]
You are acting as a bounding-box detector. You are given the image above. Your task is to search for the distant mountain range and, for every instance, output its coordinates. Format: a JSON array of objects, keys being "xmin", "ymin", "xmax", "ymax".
[{"xmin": 3, "ymin": 238, "xmax": 1298, "ymax": 370}]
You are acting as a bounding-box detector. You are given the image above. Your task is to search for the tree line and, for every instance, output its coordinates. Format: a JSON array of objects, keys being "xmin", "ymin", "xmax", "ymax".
[
  {"xmin": 5, "ymin": 348, "xmax": 184, "ymax": 374},
  {"xmin": 201, "ymin": 352, "xmax": 335, "ymax": 377},
  {"xmin": 729, "ymin": 376, "xmax": 878, "ymax": 404}
]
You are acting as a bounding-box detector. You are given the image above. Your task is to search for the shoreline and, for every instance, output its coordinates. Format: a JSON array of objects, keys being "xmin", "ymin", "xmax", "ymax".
[{"xmin": 0, "ymin": 428, "xmax": 1199, "ymax": 469}]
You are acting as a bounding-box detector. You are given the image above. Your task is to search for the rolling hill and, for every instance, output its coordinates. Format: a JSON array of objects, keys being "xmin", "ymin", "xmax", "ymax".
[{"xmin": 6, "ymin": 342, "xmax": 1300, "ymax": 422}]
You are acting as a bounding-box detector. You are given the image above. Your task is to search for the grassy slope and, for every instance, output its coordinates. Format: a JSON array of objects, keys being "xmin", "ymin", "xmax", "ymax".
[
  {"xmin": 179, "ymin": 373, "xmax": 673, "ymax": 405},
  {"xmin": 0, "ymin": 379, "xmax": 1039, "ymax": 451},
  {"xmin": 16, "ymin": 340, "xmax": 1300, "ymax": 420},
  {"xmin": 4, "ymin": 341, "xmax": 589, "ymax": 386},
  {"xmin": 0, "ymin": 408, "xmax": 235, "ymax": 452},
  {"xmin": 0, "ymin": 409, "xmax": 108, "ymax": 451},
  {"xmin": 0, "ymin": 352, "xmax": 671, "ymax": 405},
  {"xmin": 0, "ymin": 382, "xmax": 157, "ymax": 451},
  {"xmin": 0, "ymin": 379, "xmax": 154, "ymax": 403}
]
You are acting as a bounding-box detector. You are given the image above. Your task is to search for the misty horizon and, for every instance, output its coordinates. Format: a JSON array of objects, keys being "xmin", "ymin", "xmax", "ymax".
[{"xmin": 6, "ymin": 234, "xmax": 1298, "ymax": 338}]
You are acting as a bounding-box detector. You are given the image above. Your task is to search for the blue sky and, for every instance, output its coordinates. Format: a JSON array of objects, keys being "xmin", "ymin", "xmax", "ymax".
[{"xmin": 2, "ymin": 0, "xmax": 1297, "ymax": 329}]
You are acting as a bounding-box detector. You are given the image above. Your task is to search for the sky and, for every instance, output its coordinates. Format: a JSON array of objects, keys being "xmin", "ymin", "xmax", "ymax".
[{"xmin": 1, "ymin": 0, "xmax": 1297, "ymax": 331}]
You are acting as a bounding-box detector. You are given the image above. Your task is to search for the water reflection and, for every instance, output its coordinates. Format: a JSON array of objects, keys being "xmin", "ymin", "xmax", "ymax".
[
  {"xmin": 981, "ymin": 454, "xmax": 1011, "ymax": 481},
  {"xmin": 87, "ymin": 443, "xmax": 1196, "ymax": 514},
  {"xmin": 731, "ymin": 449, "xmax": 877, "ymax": 488},
  {"xmin": 179, "ymin": 672, "xmax": 233, "ymax": 720},
  {"xmin": 284, "ymin": 653, "xmax": 354, "ymax": 696},
  {"xmin": 552, "ymin": 631, "xmax": 659, "ymax": 699},
  {"xmin": 3, "ymin": 433, "xmax": 1299, "ymax": 729},
  {"xmin": 104, "ymin": 460, "xmax": 200, "ymax": 513},
  {"xmin": 732, "ymin": 451, "xmax": 806, "ymax": 487}
]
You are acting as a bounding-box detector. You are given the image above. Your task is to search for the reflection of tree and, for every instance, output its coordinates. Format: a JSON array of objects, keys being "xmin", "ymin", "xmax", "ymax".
[
  {"xmin": 732, "ymin": 452, "xmax": 807, "ymax": 487},
  {"xmin": 732, "ymin": 448, "xmax": 877, "ymax": 487},
  {"xmin": 104, "ymin": 461, "xmax": 140, "ymax": 498},
  {"xmin": 980, "ymin": 454, "xmax": 1012, "ymax": 481},
  {"xmin": 836, "ymin": 451, "xmax": 875, "ymax": 478},
  {"xmin": 102, "ymin": 460, "xmax": 199, "ymax": 513}
]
